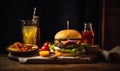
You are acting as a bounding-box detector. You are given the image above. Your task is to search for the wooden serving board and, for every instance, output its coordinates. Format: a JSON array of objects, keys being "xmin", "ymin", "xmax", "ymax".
[{"xmin": 8, "ymin": 53, "xmax": 98, "ymax": 64}]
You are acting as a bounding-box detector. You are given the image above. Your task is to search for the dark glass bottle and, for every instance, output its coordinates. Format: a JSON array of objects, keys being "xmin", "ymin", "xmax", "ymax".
[
  {"xmin": 32, "ymin": 16, "xmax": 41, "ymax": 47},
  {"xmin": 81, "ymin": 23, "xmax": 94, "ymax": 45}
]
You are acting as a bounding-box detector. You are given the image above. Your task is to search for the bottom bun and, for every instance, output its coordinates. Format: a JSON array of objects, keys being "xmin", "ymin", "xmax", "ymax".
[{"xmin": 54, "ymin": 50, "xmax": 82, "ymax": 57}]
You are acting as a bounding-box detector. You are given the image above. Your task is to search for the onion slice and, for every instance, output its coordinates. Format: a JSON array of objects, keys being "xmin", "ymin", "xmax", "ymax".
[{"xmin": 67, "ymin": 39, "xmax": 77, "ymax": 43}]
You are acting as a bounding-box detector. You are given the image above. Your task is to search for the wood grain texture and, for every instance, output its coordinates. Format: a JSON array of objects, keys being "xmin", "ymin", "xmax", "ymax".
[{"xmin": 0, "ymin": 54, "xmax": 120, "ymax": 71}]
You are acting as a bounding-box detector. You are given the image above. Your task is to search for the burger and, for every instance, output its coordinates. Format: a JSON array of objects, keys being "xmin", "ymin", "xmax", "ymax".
[{"xmin": 54, "ymin": 29, "xmax": 85, "ymax": 56}]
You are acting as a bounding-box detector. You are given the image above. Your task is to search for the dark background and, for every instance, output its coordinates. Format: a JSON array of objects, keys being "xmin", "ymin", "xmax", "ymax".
[
  {"xmin": 104, "ymin": 0, "xmax": 120, "ymax": 50},
  {"xmin": 0, "ymin": 0, "xmax": 102, "ymax": 53}
]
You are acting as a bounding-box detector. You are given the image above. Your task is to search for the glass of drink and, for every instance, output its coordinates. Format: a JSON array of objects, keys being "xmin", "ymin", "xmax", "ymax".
[{"xmin": 21, "ymin": 20, "xmax": 37, "ymax": 44}]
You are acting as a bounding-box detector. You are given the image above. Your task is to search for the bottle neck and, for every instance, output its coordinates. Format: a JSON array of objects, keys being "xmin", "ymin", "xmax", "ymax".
[
  {"xmin": 32, "ymin": 16, "xmax": 39, "ymax": 25},
  {"xmin": 89, "ymin": 23, "xmax": 93, "ymax": 31},
  {"xmin": 83, "ymin": 23, "xmax": 93, "ymax": 31}
]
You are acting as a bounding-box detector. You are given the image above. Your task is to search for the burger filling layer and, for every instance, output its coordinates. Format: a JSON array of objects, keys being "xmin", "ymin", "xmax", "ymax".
[{"xmin": 54, "ymin": 39, "xmax": 84, "ymax": 54}]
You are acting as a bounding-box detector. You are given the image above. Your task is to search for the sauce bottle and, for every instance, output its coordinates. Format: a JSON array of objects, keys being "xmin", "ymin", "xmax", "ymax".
[{"xmin": 81, "ymin": 22, "xmax": 94, "ymax": 45}]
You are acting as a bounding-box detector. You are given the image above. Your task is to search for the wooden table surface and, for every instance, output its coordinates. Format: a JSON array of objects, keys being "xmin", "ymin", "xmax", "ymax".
[{"xmin": 0, "ymin": 54, "xmax": 120, "ymax": 71}]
